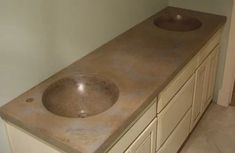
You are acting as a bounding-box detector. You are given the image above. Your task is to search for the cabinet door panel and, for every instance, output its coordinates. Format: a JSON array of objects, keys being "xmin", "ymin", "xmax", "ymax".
[
  {"xmin": 207, "ymin": 46, "xmax": 219, "ymax": 104},
  {"xmin": 191, "ymin": 60, "xmax": 208, "ymax": 130},
  {"xmin": 201, "ymin": 57, "xmax": 211, "ymax": 112},
  {"xmin": 125, "ymin": 119, "xmax": 157, "ymax": 153}
]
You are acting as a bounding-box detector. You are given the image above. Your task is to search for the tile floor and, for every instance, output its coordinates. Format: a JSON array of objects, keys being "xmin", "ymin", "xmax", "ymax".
[{"xmin": 180, "ymin": 103, "xmax": 235, "ymax": 153}]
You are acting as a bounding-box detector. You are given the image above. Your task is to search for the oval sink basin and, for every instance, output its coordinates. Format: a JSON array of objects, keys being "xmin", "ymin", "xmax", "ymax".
[
  {"xmin": 154, "ymin": 14, "xmax": 202, "ymax": 32},
  {"xmin": 42, "ymin": 75, "xmax": 119, "ymax": 118}
]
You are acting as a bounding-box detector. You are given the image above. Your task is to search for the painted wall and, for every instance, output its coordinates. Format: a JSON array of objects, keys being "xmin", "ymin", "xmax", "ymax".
[
  {"xmin": 0, "ymin": 0, "xmax": 168, "ymax": 152},
  {"xmin": 0, "ymin": 1, "xmax": 54, "ymax": 152},
  {"xmin": 168, "ymin": 0, "xmax": 233, "ymax": 102}
]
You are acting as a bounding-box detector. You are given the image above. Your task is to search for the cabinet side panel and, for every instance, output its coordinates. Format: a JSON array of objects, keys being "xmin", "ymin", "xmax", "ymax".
[{"xmin": 6, "ymin": 123, "xmax": 61, "ymax": 153}]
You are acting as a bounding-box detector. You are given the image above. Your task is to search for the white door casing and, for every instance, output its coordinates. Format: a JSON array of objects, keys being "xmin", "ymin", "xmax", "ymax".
[{"xmin": 217, "ymin": 1, "xmax": 235, "ymax": 107}]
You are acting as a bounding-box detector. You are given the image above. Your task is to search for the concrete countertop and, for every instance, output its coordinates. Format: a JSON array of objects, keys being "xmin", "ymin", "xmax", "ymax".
[{"xmin": 0, "ymin": 7, "xmax": 226, "ymax": 153}]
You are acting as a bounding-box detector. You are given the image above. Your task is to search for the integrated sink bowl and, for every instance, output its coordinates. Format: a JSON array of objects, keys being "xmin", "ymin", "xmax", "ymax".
[
  {"xmin": 42, "ymin": 75, "xmax": 119, "ymax": 118},
  {"xmin": 154, "ymin": 14, "xmax": 202, "ymax": 32}
]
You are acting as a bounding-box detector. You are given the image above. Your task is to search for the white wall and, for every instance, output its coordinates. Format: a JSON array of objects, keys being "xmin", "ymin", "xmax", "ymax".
[
  {"xmin": 0, "ymin": 1, "xmax": 54, "ymax": 152},
  {"xmin": 0, "ymin": 0, "xmax": 168, "ymax": 152},
  {"xmin": 49, "ymin": 0, "xmax": 168, "ymax": 70},
  {"xmin": 168, "ymin": 0, "xmax": 233, "ymax": 103}
]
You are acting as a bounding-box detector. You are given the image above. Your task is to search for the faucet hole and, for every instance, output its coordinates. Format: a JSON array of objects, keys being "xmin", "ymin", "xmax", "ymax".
[{"xmin": 26, "ymin": 98, "xmax": 34, "ymax": 103}]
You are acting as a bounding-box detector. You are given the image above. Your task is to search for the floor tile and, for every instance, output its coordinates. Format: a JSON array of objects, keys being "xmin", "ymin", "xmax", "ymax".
[{"xmin": 180, "ymin": 103, "xmax": 235, "ymax": 153}]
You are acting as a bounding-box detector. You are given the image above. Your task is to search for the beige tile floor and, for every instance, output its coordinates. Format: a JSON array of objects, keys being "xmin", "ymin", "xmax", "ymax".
[{"xmin": 180, "ymin": 103, "xmax": 235, "ymax": 153}]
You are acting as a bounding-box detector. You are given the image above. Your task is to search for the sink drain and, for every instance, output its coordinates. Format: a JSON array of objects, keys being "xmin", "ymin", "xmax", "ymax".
[{"xmin": 78, "ymin": 110, "xmax": 88, "ymax": 118}]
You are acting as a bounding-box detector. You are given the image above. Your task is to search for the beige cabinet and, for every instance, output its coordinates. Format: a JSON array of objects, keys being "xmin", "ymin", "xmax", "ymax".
[
  {"xmin": 125, "ymin": 119, "xmax": 157, "ymax": 153},
  {"xmin": 157, "ymin": 30, "xmax": 222, "ymax": 153}
]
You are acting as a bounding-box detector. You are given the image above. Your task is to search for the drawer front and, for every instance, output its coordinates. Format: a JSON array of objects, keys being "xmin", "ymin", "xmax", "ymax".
[
  {"xmin": 157, "ymin": 55, "xmax": 197, "ymax": 113},
  {"xmin": 157, "ymin": 109, "xmax": 191, "ymax": 153},
  {"xmin": 197, "ymin": 30, "xmax": 221, "ymax": 65},
  {"xmin": 108, "ymin": 102, "xmax": 157, "ymax": 153},
  {"xmin": 157, "ymin": 75, "xmax": 195, "ymax": 149}
]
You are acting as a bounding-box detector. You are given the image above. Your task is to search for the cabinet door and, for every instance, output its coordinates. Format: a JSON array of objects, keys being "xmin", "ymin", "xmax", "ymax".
[
  {"xmin": 125, "ymin": 119, "xmax": 157, "ymax": 153},
  {"xmin": 191, "ymin": 59, "xmax": 209, "ymax": 129},
  {"xmin": 206, "ymin": 46, "xmax": 219, "ymax": 105},
  {"xmin": 200, "ymin": 46, "xmax": 219, "ymax": 112}
]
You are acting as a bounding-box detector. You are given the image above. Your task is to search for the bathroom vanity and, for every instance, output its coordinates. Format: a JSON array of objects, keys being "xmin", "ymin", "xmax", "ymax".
[{"xmin": 0, "ymin": 7, "xmax": 226, "ymax": 153}]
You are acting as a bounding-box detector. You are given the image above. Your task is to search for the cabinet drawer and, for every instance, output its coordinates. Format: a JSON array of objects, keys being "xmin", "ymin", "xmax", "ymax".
[
  {"xmin": 157, "ymin": 55, "xmax": 197, "ymax": 113},
  {"xmin": 157, "ymin": 75, "xmax": 195, "ymax": 149},
  {"xmin": 157, "ymin": 109, "xmax": 191, "ymax": 153},
  {"xmin": 108, "ymin": 102, "xmax": 156, "ymax": 153},
  {"xmin": 197, "ymin": 29, "xmax": 221, "ymax": 65}
]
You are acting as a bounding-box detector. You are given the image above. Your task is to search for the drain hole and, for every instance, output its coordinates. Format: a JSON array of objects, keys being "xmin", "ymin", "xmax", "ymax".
[
  {"xmin": 77, "ymin": 110, "xmax": 88, "ymax": 118},
  {"xmin": 26, "ymin": 98, "xmax": 34, "ymax": 103}
]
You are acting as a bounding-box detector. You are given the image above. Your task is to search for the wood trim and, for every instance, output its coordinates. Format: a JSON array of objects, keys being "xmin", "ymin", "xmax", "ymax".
[{"xmin": 217, "ymin": 2, "xmax": 235, "ymax": 107}]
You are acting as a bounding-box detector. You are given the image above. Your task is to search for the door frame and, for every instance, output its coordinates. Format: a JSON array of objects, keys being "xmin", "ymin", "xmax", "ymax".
[{"xmin": 217, "ymin": 1, "xmax": 235, "ymax": 107}]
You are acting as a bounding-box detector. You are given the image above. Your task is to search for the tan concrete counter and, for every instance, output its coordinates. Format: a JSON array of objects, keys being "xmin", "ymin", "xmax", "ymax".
[{"xmin": 0, "ymin": 7, "xmax": 226, "ymax": 153}]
